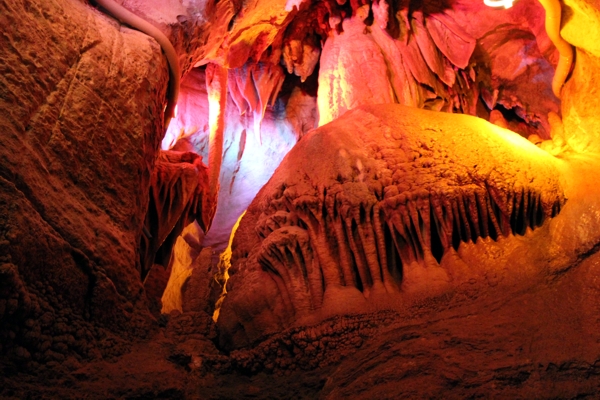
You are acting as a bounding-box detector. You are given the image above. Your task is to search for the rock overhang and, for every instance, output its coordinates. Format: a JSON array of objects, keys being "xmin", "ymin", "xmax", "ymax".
[{"xmin": 216, "ymin": 102, "xmax": 600, "ymax": 349}]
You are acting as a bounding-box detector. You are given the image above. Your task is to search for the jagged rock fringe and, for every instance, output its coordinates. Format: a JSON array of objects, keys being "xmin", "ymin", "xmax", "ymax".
[
  {"xmin": 219, "ymin": 105, "xmax": 567, "ymax": 347},
  {"xmin": 140, "ymin": 151, "xmax": 209, "ymax": 279},
  {"xmin": 227, "ymin": 63, "xmax": 285, "ymax": 143},
  {"xmin": 255, "ymin": 179, "xmax": 563, "ymax": 316}
]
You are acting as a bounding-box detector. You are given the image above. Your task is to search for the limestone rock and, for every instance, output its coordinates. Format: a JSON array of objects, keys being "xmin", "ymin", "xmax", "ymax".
[
  {"xmin": 217, "ymin": 103, "xmax": 600, "ymax": 349},
  {"xmin": 0, "ymin": 0, "xmax": 168, "ymax": 362}
]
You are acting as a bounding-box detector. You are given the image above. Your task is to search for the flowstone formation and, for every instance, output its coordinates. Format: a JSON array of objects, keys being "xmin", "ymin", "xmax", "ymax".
[
  {"xmin": 140, "ymin": 150, "xmax": 209, "ymax": 280},
  {"xmin": 218, "ymin": 104, "xmax": 568, "ymax": 348}
]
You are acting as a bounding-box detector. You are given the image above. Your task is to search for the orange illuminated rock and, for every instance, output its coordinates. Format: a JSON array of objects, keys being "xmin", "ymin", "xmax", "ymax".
[{"xmin": 217, "ymin": 103, "xmax": 600, "ymax": 349}]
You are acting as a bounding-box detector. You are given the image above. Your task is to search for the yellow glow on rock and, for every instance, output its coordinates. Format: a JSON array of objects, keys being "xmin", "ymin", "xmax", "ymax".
[
  {"xmin": 487, "ymin": 122, "xmax": 550, "ymax": 155},
  {"xmin": 212, "ymin": 210, "xmax": 246, "ymax": 323}
]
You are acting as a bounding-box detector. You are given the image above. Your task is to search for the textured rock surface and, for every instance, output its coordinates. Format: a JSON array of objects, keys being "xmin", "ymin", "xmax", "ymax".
[
  {"xmin": 217, "ymin": 104, "xmax": 580, "ymax": 348},
  {"xmin": 3, "ymin": 251, "xmax": 600, "ymax": 398},
  {"xmin": 317, "ymin": 3, "xmax": 477, "ymax": 125},
  {"xmin": 0, "ymin": 0, "xmax": 168, "ymax": 366},
  {"xmin": 140, "ymin": 150, "xmax": 209, "ymax": 279},
  {"xmin": 163, "ymin": 68, "xmax": 309, "ymax": 250},
  {"xmin": 3, "ymin": 0, "xmax": 600, "ymax": 398},
  {"xmin": 319, "ymin": 249, "xmax": 600, "ymax": 399}
]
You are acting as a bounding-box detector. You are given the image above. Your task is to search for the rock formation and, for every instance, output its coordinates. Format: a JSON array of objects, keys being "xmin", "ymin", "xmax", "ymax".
[
  {"xmin": 2, "ymin": 0, "xmax": 600, "ymax": 398},
  {"xmin": 218, "ymin": 104, "xmax": 573, "ymax": 348}
]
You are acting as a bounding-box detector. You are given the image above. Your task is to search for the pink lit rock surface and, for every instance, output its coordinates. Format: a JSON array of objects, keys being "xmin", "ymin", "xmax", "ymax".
[{"xmin": 164, "ymin": 68, "xmax": 311, "ymax": 251}]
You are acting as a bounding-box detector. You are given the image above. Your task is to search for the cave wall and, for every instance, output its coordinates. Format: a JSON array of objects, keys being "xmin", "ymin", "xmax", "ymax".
[
  {"xmin": 0, "ymin": 0, "xmax": 168, "ymax": 364},
  {"xmin": 162, "ymin": 67, "xmax": 315, "ymax": 251}
]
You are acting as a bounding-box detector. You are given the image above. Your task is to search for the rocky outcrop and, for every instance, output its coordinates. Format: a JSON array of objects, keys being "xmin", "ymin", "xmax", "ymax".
[
  {"xmin": 4, "ymin": 0, "xmax": 600, "ymax": 398},
  {"xmin": 217, "ymin": 104, "xmax": 575, "ymax": 349},
  {"xmin": 0, "ymin": 0, "xmax": 169, "ymax": 365}
]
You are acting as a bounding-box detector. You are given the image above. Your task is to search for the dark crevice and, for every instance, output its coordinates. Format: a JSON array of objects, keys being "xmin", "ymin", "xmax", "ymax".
[
  {"xmin": 457, "ymin": 205, "xmax": 468, "ymax": 242},
  {"xmin": 408, "ymin": 215, "xmax": 424, "ymax": 261},
  {"xmin": 452, "ymin": 214, "xmax": 462, "ymax": 251},
  {"xmin": 430, "ymin": 207, "xmax": 444, "ymax": 263},
  {"xmin": 284, "ymin": 248, "xmax": 295, "ymax": 267},
  {"xmin": 296, "ymin": 243, "xmax": 308, "ymax": 282},
  {"xmin": 297, "ymin": 219, "xmax": 308, "ymax": 230},
  {"xmin": 359, "ymin": 204, "xmax": 366, "ymax": 225},
  {"xmin": 353, "ymin": 259, "xmax": 364, "ymax": 292},
  {"xmin": 385, "ymin": 223, "xmax": 403, "ymax": 282},
  {"xmin": 350, "ymin": 218, "xmax": 365, "ymax": 292},
  {"xmin": 528, "ymin": 192, "xmax": 536, "ymax": 230}
]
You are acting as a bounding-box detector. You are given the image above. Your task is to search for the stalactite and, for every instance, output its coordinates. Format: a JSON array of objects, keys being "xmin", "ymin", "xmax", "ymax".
[
  {"xmin": 205, "ymin": 63, "xmax": 228, "ymax": 231},
  {"xmin": 474, "ymin": 189, "xmax": 489, "ymax": 239},
  {"xmin": 228, "ymin": 62, "xmax": 285, "ymax": 143},
  {"xmin": 373, "ymin": 203, "xmax": 397, "ymax": 291},
  {"xmin": 457, "ymin": 192, "xmax": 472, "ymax": 242},
  {"xmin": 327, "ymin": 191, "xmax": 358, "ymax": 288},
  {"xmin": 250, "ymin": 166, "xmax": 563, "ymax": 312},
  {"xmin": 140, "ymin": 151, "xmax": 208, "ymax": 280}
]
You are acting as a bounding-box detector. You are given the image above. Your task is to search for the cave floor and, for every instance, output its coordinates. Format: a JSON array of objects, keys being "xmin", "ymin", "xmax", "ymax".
[
  {"xmin": 1, "ymin": 328, "xmax": 332, "ymax": 399},
  {"xmin": 3, "ymin": 249, "xmax": 600, "ymax": 399}
]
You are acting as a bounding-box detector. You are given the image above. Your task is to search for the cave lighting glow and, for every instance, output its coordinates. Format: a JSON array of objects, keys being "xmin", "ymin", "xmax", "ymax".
[
  {"xmin": 212, "ymin": 210, "xmax": 246, "ymax": 323},
  {"xmin": 483, "ymin": 0, "xmax": 516, "ymax": 8},
  {"xmin": 208, "ymin": 91, "xmax": 220, "ymax": 138},
  {"xmin": 476, "ymin": 117, "xmax": 556, "ymax": 157}
]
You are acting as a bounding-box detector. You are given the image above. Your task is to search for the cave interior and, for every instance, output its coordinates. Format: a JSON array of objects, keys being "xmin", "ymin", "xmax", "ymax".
[{"xmin": 2, "ymin": 0, "xmax": 600, "ymax": 398}]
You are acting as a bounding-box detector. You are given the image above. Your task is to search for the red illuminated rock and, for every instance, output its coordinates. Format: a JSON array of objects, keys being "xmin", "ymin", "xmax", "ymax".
[
  {"xmin": 140, "ymin": 150, "xmax": 209, "ymax": 278},
  {"xmin": 0, "ymin": 0, "xmax": 171, "ymax": 364},
  {"xmin": 3, "ymin": 0, "xmax": 600, "ymax": 398}
]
